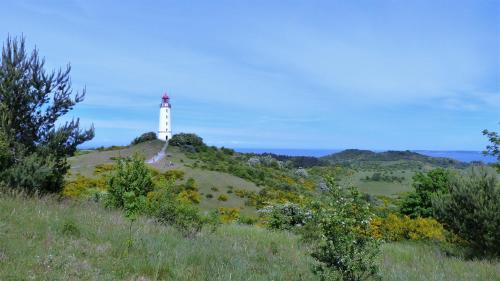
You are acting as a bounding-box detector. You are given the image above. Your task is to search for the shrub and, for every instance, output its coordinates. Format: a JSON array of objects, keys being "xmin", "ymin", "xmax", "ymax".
[
  {"xmin": 369, "ymin": 214, "xmax": 445, "ymax": 241},
  {"xmin": 163, "ymin": 169, "xmax": 185, "ymax": 180},
  {"xmin": 259, "ymin": 203, "xmax": 311, "ymax": 231},
  {"xmin": 1, "ymin": 153, "xmax": 89, "ymax": 194},
  {"xmin": 205, "ymin": 193, "xmax": 213, "ymax": 199},
  {"xmin": 62, "ymin": 174, "xmax": 106, "ymax": 198},
  {"xmin": 217, "ymin": 194, "xmax": 228, "ymax": 201},
  {"xmin": 93, "ymin": 163, "xmax": 115, "ymax": 175},
  {"xmin": 169, "ymin": 133, "xmax": 205, "ymax": 150},
  {"xmin": 131, "ymin": 132, "xmax": 157, "ymax": 145},
  {"xmin": 177, "ymin": 190, "xmax": 201, "ymax": 204},
  {"xmin": 400, "ymin": 168, "xmax": 452, "ymax": 218},
  {"xmin": 307, "ymin": 177, "xmax": 380, "ymax": 281},
  {"xmin": 183, "ymin": 178, "xmax": 198, "ymax": 191},
  {"xmin": 432, "ymin": 167, "xmax": 500, "ymax": 258},
  {"xmin": 217, "ymin": 207, "xmax": 240, "ymax": 223},
  {"xmin": 60, "ymin": 220, "xmax": 80, "ymax": 237},
  {"xmin": 106, "ymin": 154, "xmax": 154, "ymax": 209},
  {"xmin": 146, "ymin": 184, "xmax": 205, "ymax": 238}
]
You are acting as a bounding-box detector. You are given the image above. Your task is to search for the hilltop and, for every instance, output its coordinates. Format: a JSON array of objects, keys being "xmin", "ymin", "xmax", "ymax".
[
  {"xmin": 321, "ymin": 149, "xmax": 467, "ymax": 169},
  {"xmin": 68, "ymin": 140, "xmax": 261, "ymax": 214}
]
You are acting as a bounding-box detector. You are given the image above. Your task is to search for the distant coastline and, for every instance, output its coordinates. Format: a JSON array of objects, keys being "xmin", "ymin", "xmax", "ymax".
[{"xmin": 235, "ymin": 148, "xmax": 498, "ymax": 164}]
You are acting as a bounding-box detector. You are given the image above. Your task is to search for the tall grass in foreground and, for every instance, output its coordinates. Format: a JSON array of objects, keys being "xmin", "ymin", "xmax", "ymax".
[
  {"xmin": 0, "ymin": 192, "xmax": 315, "ymax": 281},
  {"xmin": 380, "ymin": 243, "xmax": 499, "ymax": 281},
  {"xmin": 0, "ymin": 193, "xmax": 498, "ymax": 281}
]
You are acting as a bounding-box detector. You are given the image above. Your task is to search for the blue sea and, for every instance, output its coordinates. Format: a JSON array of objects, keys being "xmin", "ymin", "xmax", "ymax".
[{"xmin": 235, "ymin": 148, "xmax": 497, "ymax": 164}]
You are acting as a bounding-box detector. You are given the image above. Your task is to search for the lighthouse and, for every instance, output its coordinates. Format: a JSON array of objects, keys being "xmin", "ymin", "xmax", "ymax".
[{"xmin": 158, "ymin": 93, "xmax": 172, "ymax": 141}]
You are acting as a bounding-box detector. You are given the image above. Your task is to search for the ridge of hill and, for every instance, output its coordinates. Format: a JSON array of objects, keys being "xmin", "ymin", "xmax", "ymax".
[{"xmin": 321, "ymin": 149, "xmax": 467, "ymax": 168}]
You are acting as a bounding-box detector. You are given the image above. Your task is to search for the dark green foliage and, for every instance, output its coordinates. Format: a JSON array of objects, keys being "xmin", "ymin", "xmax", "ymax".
[
  {"xmin": 258, "ymin": 153, "xmax": 327, "ymax": 168},
  {"xmin": 169, "ymin": 133, "xmax": 205, "ymax": 151},
  {"xmin": 106, "ymin": 154, "xmax": 154, "ymax": 209},
  {"xmin": 483, "ymin": 125, "xmax": 499, "ymax": 160},
  {"xmin": 60, "ymin": 220, "xmax": 80, "ymax": 237},
  {"xmin": 0, "ymin": 36, "xmax": 94, "ymax": 193},
  {"xmin": 400, "ymin": 168, "xmax": 452, "ymax": 218},
  {"xmin": 483, "ymin": 124, "xmax": 499, "ymax": 171},
  {"xmin": 363, "ymin": 172, "xmax": 404, "ymax": 183},
  {"xmin": 131, "ymin": 132, "xmax": 157, "ymax": 145},
  {"xmin": 146, "ymin": 181, "xmax": 206, "ymax": 238},
  {"xmin": 432, "ymin": 168, "xmax": 500, "ymax": 258}
]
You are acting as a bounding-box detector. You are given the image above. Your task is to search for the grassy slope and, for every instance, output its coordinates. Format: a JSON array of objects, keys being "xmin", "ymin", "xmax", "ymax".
[
  {"xmin": 69, "ymin": 142, "xmax": 261, "ymax": 214},
  {"xmin": 1, "ymin": 193, "xmax": 499, "ymax": 281},
  {"xmin": 0, "ymin": 193, "xmax": 313, "ymax": 281},
  {"xmin": 347, "ymin": 170, "xmax": 415, "ymax": 197}
]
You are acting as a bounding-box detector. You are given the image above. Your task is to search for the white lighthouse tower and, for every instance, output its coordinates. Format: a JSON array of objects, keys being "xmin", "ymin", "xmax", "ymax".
[{"xmin": 158, "ymin": 93, "xmax": 172, "ymax": 141}]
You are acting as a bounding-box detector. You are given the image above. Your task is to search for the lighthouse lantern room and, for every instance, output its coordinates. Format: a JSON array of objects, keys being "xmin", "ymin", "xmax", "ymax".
[{"xmin": 158, "ymin": 93, "xmax": 172, "ymax": 141}]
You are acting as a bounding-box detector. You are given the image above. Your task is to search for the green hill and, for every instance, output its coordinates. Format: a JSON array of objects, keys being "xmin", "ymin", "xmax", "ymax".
[
  {"xmin": 68, "ymin": 141, "xmax": 261, "ymax": 214},
  {"xmin": 322, "ymin": 149, "xmax": 466, "ymax": 168}
]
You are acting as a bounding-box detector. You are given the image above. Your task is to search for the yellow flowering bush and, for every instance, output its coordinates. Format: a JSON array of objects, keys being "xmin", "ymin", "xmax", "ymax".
[
  {"xmin": 217, "ymin": 207, "xmax": 240, "ymax": 223},
  {"xmin": 217, "ymin": 194, "xmax": 228, "ymax": 201},
  {"xmin": 93, "ymin": 163, "xmax": 115, "ymax": 175},
  {"xmin": 369, "ymin": 213, "xmax": 445, "ymax": 241},
  {"xmin": 177, "ymin": 190, "xmax": 201, "ymax": 204},
  {"xmin": 62, "ymin": 174, "xmax": 106, "ymax": 198}
]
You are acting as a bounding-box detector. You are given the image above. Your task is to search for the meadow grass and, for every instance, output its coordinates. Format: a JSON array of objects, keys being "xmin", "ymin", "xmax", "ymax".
[
  {"xmin": 1, "ymin": 192, "xmax": 499, "ymax": 281},
  {"xmin": 381, "ymin": 242, "xmax": 499, "ymax": 281},
  {"xmin": 0, "ymin": 192, "xmax": 314, "ymax": 281}
]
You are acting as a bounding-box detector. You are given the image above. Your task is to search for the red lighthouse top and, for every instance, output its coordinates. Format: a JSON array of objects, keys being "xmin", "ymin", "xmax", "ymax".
[{"xmin": 161, "ymin": 92, "xmax": 171, "ymax": 108}]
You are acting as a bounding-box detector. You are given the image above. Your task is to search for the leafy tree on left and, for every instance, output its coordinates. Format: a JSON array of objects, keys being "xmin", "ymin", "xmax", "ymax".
[{"xmin": 0, "ymin": 36, "xmax": 94, "ymax": 193}]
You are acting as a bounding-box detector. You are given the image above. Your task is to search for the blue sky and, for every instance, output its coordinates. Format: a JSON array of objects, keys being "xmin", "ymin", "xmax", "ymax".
[{"xmin": 1, "ymin": 0, "xmax": 499, "ymax": 150}]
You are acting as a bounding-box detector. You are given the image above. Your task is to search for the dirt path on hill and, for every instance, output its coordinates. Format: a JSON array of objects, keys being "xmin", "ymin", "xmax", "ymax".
[{"xmin": 146, "ymin": 142, "xmax": 168, "ymax": 164}]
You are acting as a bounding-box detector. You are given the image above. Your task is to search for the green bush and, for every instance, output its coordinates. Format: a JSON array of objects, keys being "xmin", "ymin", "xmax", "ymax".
[
  {"xmin": 400, "ymin": 168, "xmax": 452, "ymax": 218},
  {"xmin": 60, "ymin": 220, "xmax": 80, "ymax": 237},
  {"xmin": 169, "ymin": 133, "xmax": 205, "ymax": 151},
  {"xmin": 432, "ymin": 168, "xmax": 500, "ymax": 258},
  {"xmin": 106, "ymin": 154, "xmax": 154, "ymax": 209},
  {"xmin": 163, "ymin": 169, "xmax": 185, "ymax": 180},
  {"xmin": 217, "ymin": 194, "xmax": 228, "ymax": 201},
  {"xmin": 146, "ymin": 183, "xmax": 206, "ymax": 238},
  {"xmin": 1, "ymin": 154, "xmax": 64, "ymax": 194},
  {"xmin": 131, "ymin": 132, "xmax": 157, "ymax": 145},
  {"xmin": 307, "ymin": 177, "xmax": 381, "ymax": 281},
  {"xmin": 259, "ymin": 203, "xmax": 311, "ymax": 231}
]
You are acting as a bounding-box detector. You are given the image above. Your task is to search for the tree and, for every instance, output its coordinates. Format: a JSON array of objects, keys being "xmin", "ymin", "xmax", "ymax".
[
  {"xmin": 400, "ymin": 168, "xmax": 452, "ymax": 218},
  {"xmin": 432, "ymin": 167, "xmax": 500, "ymax": 258},
  {"xmin": 0, "ymin": 36, "xmax": 94, "ymax": 192},
  {"xmin": 131, "ymin": 131, "xmax": 157, "ymax": 145},
  {"xmin": 483, "ymin": 124, "xmax": 499, "ymax": 171},
  {"xmin": 169, "ymin": 133, "xmax": 205, "ymax": 151}
]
